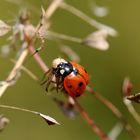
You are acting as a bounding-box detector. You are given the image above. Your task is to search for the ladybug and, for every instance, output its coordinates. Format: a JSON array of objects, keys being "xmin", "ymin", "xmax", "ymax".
[{"xmin": 44, "ymin": 58, "xmax": 89, "ymax": 97}]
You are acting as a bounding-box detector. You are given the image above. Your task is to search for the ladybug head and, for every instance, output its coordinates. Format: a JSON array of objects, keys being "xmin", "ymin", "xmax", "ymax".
[{"xmin": 52, "ymin": 58, "xmax": 73, "ymax": 78}]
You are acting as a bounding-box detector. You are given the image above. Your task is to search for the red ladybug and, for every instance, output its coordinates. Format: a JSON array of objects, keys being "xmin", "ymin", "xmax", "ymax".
[{"xmin": 45, "ymin": 58, "xmax": 89, "ymax": 97}]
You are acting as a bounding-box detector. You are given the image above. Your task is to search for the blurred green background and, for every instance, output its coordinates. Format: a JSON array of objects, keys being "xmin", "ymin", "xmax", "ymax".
[{"xmin": 0, "ymin": 0, "xmax": 140, "ymax": 140}]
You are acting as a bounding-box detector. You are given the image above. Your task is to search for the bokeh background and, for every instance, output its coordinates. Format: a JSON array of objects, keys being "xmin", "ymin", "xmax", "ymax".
[{"xmin": 0, "ymin": 0, "xmax": 140, "ymax": 140}]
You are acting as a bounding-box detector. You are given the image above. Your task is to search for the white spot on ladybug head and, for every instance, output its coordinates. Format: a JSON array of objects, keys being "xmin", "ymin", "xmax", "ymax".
[
  {"xmin": 60, "ymin": 69, "xmax": 65, "ymax": 75},
  {"xmin": 70, "ymin": 71, "xmax": 75, "ymax": 77},
  {"xmin": 52, "ymin": 58, "xmax": 67, "ymax": 68}
]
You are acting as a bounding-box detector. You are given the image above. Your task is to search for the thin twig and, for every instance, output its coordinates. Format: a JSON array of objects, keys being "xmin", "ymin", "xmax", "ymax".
[
  {"xmin": 73, "ymin": 97, "xmax": 109, "ymax": 140},
  {"xmin": 10, "ymin": 59, "xmax": 38, "ymax": 81},
  {"xmin": 0, "ymin": 48, "xmax": 28, "ymax": 98},
  {"xmin": 35, "ymin": 0, "xmax": 63, "ymax": 38},
  {"xmin": 87, "ymin": 86, "xmax": 140, "ymax": 140},
  {"xmin": 28, "ymin": 45, "xmax": 48, "ymax": 72},
  {"xmin": 46, "ymin": 31, "xmax": 82, "ymax": 43},
  {"xmin": 123, "ymin": 97, "xmax": 140, "ymax": 125},
  {"xmin": 45, "ymin": 0, "xmax": 63, "ymax": 19},
  {"xmin": 108, "ymin": 122, "xmax": 123, "ymax": 140},
  {"xmin": 0, "ymin": 104, "xmax": 38, "ymax": 114},
  {"xmin": 60, "ymin": 2, "xmax": 117, "ymax": 37},
  {"xmin": 0, "ymin": 104, "xmax": 60, "ymax": 125}
]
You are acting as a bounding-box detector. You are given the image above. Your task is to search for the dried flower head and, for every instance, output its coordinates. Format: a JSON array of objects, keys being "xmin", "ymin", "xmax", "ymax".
[
  {"xmin": 0, "ymin": 115, "xmax": 10, "ymax": 132},
  {"xmin": 122, "ymin": 77, "xmax": 133, "ymax": 97},
  {"xmin": 0, "ymin": 20, "xmax": 11, "ymax": 37},
  {"xmin": 90, "ymin": 3, "xmax": 109, "ymax": 17},
  {"xmin": 37, "ymin": 6, "xmax": 50, "ymax": 39},
  {"xmin": 24, "ymin": 24, "xmax": 35, "ymax": 43},
  {"xmin": 83, "ymin": 29, "xmax": 109, "ymax": 51},
  {"xmin": 19, "ymin": 10, "xmax": 30, "ymax": 24}
]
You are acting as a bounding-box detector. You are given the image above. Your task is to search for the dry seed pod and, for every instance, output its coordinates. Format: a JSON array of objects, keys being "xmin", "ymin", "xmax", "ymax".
[
  {"xmin": 0, "ymin": 20, "xmax": 11, "ymax": 37},
  {"xmin": 83, "ymin": 29, "xmax": 109, "ymax": 50},
  {"xmin": 0, "ymin": 115, "xmax": 10, "ymax": 132}
]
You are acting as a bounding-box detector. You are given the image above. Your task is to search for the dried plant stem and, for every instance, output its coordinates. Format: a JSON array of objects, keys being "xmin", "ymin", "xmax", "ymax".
[
  {"xmin": 35, "ymin": 0, "xmax": 63, "ymax": 39},
  {"xmin": 28, "ymin": 45, "xmax": 48, "ymax": 72},
  {"xmin": 47, "ymin": 31, "xmax": 82, "ymax": 43},
  {"xmin": 87, "ymin": 87, "xmax": 140, "ymax": 140},
  {"xmin": 0, "ymin": 104, "xmax": 60, "ymax": 125},
  {"xmin": 0, "ymin": 104, "xmax": 38, "ymax": 114},
  {"xmin": 0, "ymin": 48, "xmax": 28, "ymax": 98},
  {"xmin": 60, "ymin": 2, "xmax": 117, "ymax": 36},
  {"xmin": 123, "ymin": 98, "xmax": 140, "ymax": 125},
  {"xmin": 45, "ymin": 0, "xmax": 63, "ymax": 19},
  {"xmin": 11, "ymin": 59, "xmax": 38, "ymax": 81},
  {"xmin": 108, "ymin": 122, "xmax": 123, "ymax": 140},
  {"xmin": 73, "ymin": 98, "xmax": 109, "ymax": 140}
]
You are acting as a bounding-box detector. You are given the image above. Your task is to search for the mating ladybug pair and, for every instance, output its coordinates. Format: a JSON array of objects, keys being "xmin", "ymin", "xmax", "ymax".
[{"xmin": 44, "ymin": 58, "xmax": 89, "ymax": 97}]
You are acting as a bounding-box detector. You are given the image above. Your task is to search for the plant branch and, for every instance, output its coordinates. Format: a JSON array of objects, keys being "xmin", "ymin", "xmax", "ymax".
[
  {"xmin": 45, "ymin": 0, "xmax": 63, "ymax": 19},
  {"xmin": 10, "ymin": 59, "xmax": 38, "ymax": 81},
  {"xmin": 123, "ymin": 97, "xmax": 140, "ymax": 125},
  {"xmin": 73, "ymin": 97, "xmax": 109, "ymax": 140},
  {"xmin": 35, "ymin": 0, "xmax": 63, "ymax": 37},
  {"xmin": 28, "ymin": 45, "xmax": 49, "ymax": 72},
  {"xmin": 60, "ymin": 2, "xmax": 117, "ymax": 37},
  {"xmin": 87, "ymin": 86, "xmax": 140, "ymax": 140},
  {"xmin": 0, "ymin": 48, "xmax": 28, "ymax": 98},
  {"xmin": 46, "ymin": 30, "xmax": 82, "ymax": 43},
  {"xmin": 0, "ymin": 104, "xmax": 60, "ymax": 125}
]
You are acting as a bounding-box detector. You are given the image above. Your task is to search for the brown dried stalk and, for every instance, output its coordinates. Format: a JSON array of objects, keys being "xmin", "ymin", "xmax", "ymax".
[
  {"xmin": 45, "ymin": 0, "xmax": 63, "ymax": 19},
  {"xmin": 0, "ymin": 48, "xmax": 28, "ymax": 98},
  {"xmin": 35, "ymin": 0, "xmax": 63, "ymax": 38},
  {"xmin": 87, "ymin": 86, "xmax": 140, "ymax": 140},
  {"xmin": 73, "ymin": 97, "xmax": 109, "ymax": 140}
]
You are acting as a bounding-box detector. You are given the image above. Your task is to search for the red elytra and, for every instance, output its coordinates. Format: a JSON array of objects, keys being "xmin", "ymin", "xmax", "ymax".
[
  {"xmin": 64, "ymin": 62, "xmax": 89, "ymax": 97},
  {"xmin": 70, "ymin": 62, "xmax": 89, "ymax": 84}
]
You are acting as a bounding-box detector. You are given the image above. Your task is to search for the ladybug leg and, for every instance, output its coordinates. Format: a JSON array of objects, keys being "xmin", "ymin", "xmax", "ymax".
[
  {"xmin": 55, "ymin": 76, "xmax": 63, "ymax": 92},
  {"xmin": 41, "ymin": 69, "xmax": 52, "ymax": 83},
  {"xmin": 40, "ymin": 69, "xmax": 54, "ymax": 91}
]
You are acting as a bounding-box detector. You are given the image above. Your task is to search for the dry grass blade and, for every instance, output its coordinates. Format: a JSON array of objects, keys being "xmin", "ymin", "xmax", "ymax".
[
  {"xmin": 39, "ymin": 113, "xmax": 60, "ymax": 125},
  {"xmin": 0, "ymin": 105, "xmax": 60, "ymax": 126}
]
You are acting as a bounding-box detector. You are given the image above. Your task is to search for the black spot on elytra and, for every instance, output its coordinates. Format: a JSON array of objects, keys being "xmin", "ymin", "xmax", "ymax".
[
  {"xmin": 75, "ymin": 93, "xmax": 81, "ymax": 97},
  {"xmin": 84, "ymin": 69, "xmax": 87, "ymax": 73},
  {"xmin": 68, "ymin": 85, "xmax": 72, "ymax": 88},
  {"xmin": 78, "ymin": 82, "xmax": 83, "ymax": 87}
]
